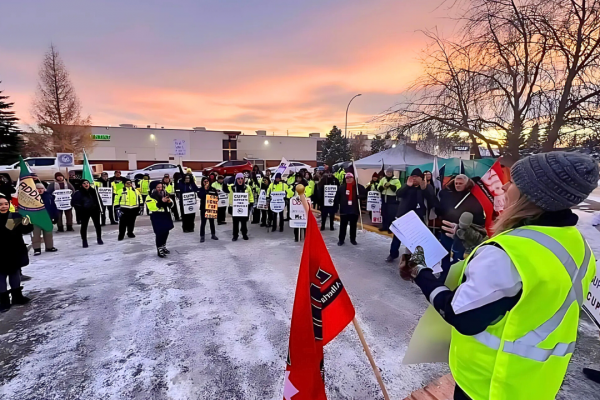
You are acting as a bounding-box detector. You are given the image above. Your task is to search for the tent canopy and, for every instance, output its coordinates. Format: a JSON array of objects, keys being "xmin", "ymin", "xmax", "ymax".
[
  {"xmin": 406, "ymin": 158, "xmax": 496, "ymax": 178},
  {"xmin": 354, "ymin": 145, "xmax": 436, "ymax": 171}
]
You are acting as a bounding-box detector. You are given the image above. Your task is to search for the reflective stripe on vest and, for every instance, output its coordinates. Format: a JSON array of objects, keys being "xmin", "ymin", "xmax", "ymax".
[{"xmin": 470, "ymin": 228, "xmax": 591, "ymax": 362}]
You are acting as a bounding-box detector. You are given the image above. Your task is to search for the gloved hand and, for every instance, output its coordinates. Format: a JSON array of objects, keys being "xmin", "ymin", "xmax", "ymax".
[
  {"xmin": 400, "ymin": 246, "xmax": 427, "ymax": 281},
  {"xmin": 456, "ymin": 223, "xmax": 488, "ymax": 254}
]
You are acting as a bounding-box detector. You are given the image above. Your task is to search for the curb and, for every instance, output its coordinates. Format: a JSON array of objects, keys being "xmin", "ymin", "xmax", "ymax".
[{"xmin": 403, "ymin": 374, "xmax": 455, "ymax": 400}]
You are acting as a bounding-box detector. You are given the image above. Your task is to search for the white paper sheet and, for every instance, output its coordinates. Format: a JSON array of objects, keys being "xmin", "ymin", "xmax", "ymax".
[{"xmin": 390, "ymin": 210, "xmax": 447, "ymax": 273}]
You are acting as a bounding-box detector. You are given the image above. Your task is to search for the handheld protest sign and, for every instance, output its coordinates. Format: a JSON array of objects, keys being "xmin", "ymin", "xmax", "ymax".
[
  {"xmin": 232, "ymin": 192, "xmax": 249, "ymax": 217},
  {"xmin": 218, "ymin": 191, "xmax": 228, "ymax": 208},
  {"xmin": 53, "ymin": 189, "xmax": 73, "ymax": 211},
  {"xmin": 98, "ymin": 187, "xmax": 113, "ymax": 206},
  {"xmin": 367, "ymin": 191, "xmax": 381, "ymax": 212},
  {"xmin": 182, "ymin": 192, "xmax": 198, "ymax": 215},
  {"xmin": 257, "ymin": 190, "xmax": 268, "ymax": 210},
  {"xmin": 323, "ymin": 185, "xmax": 336, "ymax": 207},
  {"xmin": 205, "ymin": 194, "xmax": 219, "ymax": 219},
  {"xmin": 270, "ymin": 191, "xmax": 286, "ymax": 213}
]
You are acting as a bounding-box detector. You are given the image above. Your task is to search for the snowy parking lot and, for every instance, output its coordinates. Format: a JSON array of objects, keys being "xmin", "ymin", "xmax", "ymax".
[{"xmin": 0, "ymin": 213, "xmax": 599, "ymax": 399}]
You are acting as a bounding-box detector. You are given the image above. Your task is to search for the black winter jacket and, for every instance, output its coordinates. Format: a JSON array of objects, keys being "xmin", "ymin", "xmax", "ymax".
[
  {"xmin": 334, "ymin": 183, "xmax": 367, "ymax": 215},
  {"xmin": 436, "ymin": 181, "xmax": 485, "ymax": 225},
  {"xmin": 198, "ymin": 186, "xmax": 219, "ymax": 212},
  {"xmin": 395, "ymin": 184, "xmax": 434, "ymax": 219},
  {"xmin": 71, "ymin": 187, "xmax": 101, "ymax": 211},
  {"xmin": 0, "ymin": 212, "xmax": 34, "ymax": 274}
]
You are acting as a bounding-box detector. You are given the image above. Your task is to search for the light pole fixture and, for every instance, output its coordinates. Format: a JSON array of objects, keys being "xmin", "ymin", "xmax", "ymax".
[{"xmin": 345, "ymin": 94, "xmax": 362, "ymax": 139}]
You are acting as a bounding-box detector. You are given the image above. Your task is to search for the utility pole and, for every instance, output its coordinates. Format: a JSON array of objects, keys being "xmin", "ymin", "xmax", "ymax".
[{"xmin": 345, "ymin": 94, "xmax": 362, "ymax": 138}]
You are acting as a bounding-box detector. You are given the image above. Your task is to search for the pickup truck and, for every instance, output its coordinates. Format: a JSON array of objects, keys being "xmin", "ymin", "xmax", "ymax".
[{"xmin": 0, "ymin": 157, "xmax": 103, "ymax": 183}]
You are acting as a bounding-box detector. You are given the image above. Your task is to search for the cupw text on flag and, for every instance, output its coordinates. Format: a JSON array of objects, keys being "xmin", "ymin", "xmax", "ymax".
[
  {"xmin": 16, "ymin": 156, "xmax": 53, "ymax": 232},
  {"xmin": 284, "ymin": 212, "xmax": 355, "ymax": 400}
]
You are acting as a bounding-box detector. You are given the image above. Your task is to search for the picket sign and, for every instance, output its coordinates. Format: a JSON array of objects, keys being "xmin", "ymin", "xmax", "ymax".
[
  {"xmin": 270, "ymin": 191, "xmax": 286, "ymax": 213},
  {"xmin": 584, "ymin": 268, "xmax": 600, "ymax": 328},
  {"xmin": 367, "ymin": 191, "xmax": 381, "ymax": 212},
  {"xmin": 182, "ymin": 192, "xmax": 198, "ymax": 215},
  {"xmin": 324, "ymin": 185, "xmax": 336, "ymax": 207},
  {"xmin": 97, "ymin": 187, "xmax": 113, "ymax": 206},
  {"xmin": 257, "ymin": 190, "xmax": 268, "ymax": 210},
  {"xmin": 218, "ymin": 191, "xmax": 228, "ymax": 208},
  {"xmin": 233, "ymin": 192, "xmax": 249, "ymax": 217},
  {"xmin": 53, "ymin": 189, "xmax": 72, "ymax": 211},
  {"xmin": 205, "ymin": 194, "xmax": 219, "ymax": 219},
  {"xmin": 371, "ymin": 209, "xmax": 382, "ymax": 224},
  {"xmin": 289, "ymin": 196, "xmax": 311, "ymax": 228}
]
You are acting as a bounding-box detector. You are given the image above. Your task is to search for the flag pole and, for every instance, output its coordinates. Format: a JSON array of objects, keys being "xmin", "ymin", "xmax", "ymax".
[
  {"xmin": 351, "ymin": 160, "xmax": 364, "ymax": 231},
  {"xmin": 352, "ymin": 317, "xmax": 391, "ymax": 400},
  {"xmin": 297, "ymin": 187, "xmax": 390, "ymax": 400}
]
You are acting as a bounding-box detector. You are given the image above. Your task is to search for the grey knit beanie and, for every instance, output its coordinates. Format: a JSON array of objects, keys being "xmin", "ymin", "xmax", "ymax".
[{"xmin": 512, "ymin": 152, "xmax": 599, "ymax": 211}]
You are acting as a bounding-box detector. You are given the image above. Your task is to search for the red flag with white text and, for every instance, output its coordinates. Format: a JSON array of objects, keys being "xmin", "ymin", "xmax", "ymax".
[
  {"xmin": 284, "ymin": 212, "xmax": 355, "ymax": 400},
  {"xmin": 471, "ymin": 160, "xmax": 508, "ymax": 236}
]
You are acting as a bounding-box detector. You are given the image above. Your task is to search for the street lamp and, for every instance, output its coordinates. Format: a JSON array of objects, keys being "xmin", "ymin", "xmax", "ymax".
[{"xmin": 345, "ymin": 94, "xmax": 362, "ymax": 138}]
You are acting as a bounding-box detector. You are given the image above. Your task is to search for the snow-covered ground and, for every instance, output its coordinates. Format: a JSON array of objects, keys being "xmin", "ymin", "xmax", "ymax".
[{"xmin": 0, "ymin": 213, "xmax": 599, "ymax": 399}]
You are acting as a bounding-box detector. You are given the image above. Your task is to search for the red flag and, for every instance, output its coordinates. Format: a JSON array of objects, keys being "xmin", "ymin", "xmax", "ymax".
[
  {"xmin": 284, "ymin": 212, "xmax": 356, "ymax": 400},
  {"xmin": 471, "ymin": 160, "xmax": 509, "ymax": 236}
]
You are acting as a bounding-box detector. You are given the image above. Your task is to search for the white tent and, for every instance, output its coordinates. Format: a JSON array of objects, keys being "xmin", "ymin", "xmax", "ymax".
[{"xmin": 352, "ymin": 145, "xmax": 435, "ymax": 185}]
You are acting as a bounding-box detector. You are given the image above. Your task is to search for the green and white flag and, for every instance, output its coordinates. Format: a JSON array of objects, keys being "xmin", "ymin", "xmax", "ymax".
[
  {"xmin": 82, "ymin": 149, "xmax": 104, "ymax": 213},
  {"xmin": 16, "ymin": 156, "xmax": 53, "ymax": 231}
]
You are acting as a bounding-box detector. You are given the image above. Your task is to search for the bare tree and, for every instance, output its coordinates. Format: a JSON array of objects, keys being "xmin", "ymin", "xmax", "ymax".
[
  {"xmin": 29, "ymin": 44, "xmax": 93, "ymax": 157},
  {"xmin": 349, "ymin": 133, "xmax": 370, "ymax": 160},
  {"xmin": 374, "ymin": 30, "xmax": 498, "ymax": 158},
  {"xmin": 536, "ymin": 0, "xmax": 600, "ymax": 150}
]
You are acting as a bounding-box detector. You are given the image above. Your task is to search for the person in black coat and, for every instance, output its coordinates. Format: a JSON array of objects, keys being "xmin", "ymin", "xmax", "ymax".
[
  {"xmin": 334, "ymin": 172, "xmax": 366, "ymax": 246},
  {"xmin": 198, "ymin": 177, "xmax": 219, "ymax": 242},
  {"xmin": 317, "ymin": 170, "xmax": 339, "ymax": 231},
  {"xmin": 178, "ymin": 174, "xmax": 199, "ymax": 233},
  {"xmin": 386, "ymin": 168, "xmax": 435, "ymax": 262},
  {"xmin": 95, "ymin": 172, "xmax": 116, "ymax": 225},
  {"xmin": 148, "ymin": 183, "xmax": 174, "ymax": 257},
  {"xmin": 71, "ymin": 179, "xmax": 103, "ymax": 248},
  {"xmin": 0, "ymin": 195, "xmax": 33, "ymax": 312},
  {"xmin": 435, "ymin": 174, "xmax": 485, "ymax": 273}
]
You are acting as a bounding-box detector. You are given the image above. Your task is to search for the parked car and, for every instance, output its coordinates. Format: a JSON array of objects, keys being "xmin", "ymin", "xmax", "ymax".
[
  {"xmin": 127, "ymin": 163, "xmax": 182, "ymax": 181},
  {"xmin": 203, "ymin": 160, "xmax": 253, "ymax": 177},
  {"xmin": 0, "ymin": 157, "xmax": 102, "ymax": 183},
  {"xmin": 268, "ymin": 161, "xmax": 314, "ymax": 176}
]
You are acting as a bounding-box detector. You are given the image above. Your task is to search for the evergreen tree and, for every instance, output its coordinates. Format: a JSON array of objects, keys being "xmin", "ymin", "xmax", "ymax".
[
  {"xmin": 370, "ymin": 134, "xmax": 390, "ymax": 155},
  {"xmin": 0, "ymin": 83, "xmax": 23, "ymax": 164},
  {"xmin": 319, "ymin": 126, "xmax": 351, "ymax": 165}
]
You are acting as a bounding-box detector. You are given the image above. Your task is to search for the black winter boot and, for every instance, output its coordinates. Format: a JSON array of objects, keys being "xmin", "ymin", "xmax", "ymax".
[
  {"xmin": 211, "ymin": 235, "xmax": 219, "ymax": 240},
  {"xmin": 0, "ymin": 292, "xmax": 10, "ymax": 312},
  {"xmin": 82, "ymin": 238, "xmax": 88, "ymax": 248},
  {"xmin": 163, "ymin": 246, "xmax": 170, "ymax": 254},
  {"xmin": 97, "ymin": 237, "xmax": 104, "ymax": 245},
  {"xmin": 200, "ymin": 235, "xmax": 205, "ymax": 243},
  {"xmin": 57, "ymin": 226, "xmax": 64, "ymax": 232},
  {"xmin": 10, "ymin": 287, "xmax": 30, "ymax": 305},
  {"xmin": 157, "ymin": 247, "xmax": 166, "ymax": 258}
]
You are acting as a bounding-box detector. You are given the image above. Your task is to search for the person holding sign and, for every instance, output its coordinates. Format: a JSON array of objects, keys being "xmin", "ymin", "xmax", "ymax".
[
  {"xmin": 146, "ymin": 183, "xmax": 174, "ymax": 258},
  {"xmin": 386, "ymin": 169, "xmax": 434, "ymax": 263},
  {"xmin": 267, "ymin": 173, "xmax": 288, "ymax": 232},
  {"xmin": 212, "ymin": 175, "xmax": 227, "ymax": 225},
  {"xmin": 288, "ymin": 174, "xmax": 311, "ymax": 242},
  {"xmin": 71, "ymin": 179, "xmax": 103, "ymax": 248},
  {"xmin": 178, "ymin": 174, "xmax": 198, "ymax": 233},
  {"xmin": 317, "ymin": 169, "xmax": 338, "ymax": 231},
  {"xmin": 48, "ymin": 172, "xmax": 75, "ymax": 232},
  {"xmin": 198, "ymin": 177, "xmax": 219, "ymax": 242},
  {"xmin": 0, "ymin": 194, "xmax": 33, "ymax": 312},
  {"xmin": 334, "ymin": 172, "xmax": 366, "ymax": 246},
  {"xmin": 114, "ymin": 179, "xmax": 143, "ymax": 241},
  {"xmin": 95, "ymin": 172, "xmax": 116, "ymax": 226},
  {"xmin": 258, "ymin": 176, "xmax": 272, "ymax": 227},
  {"xmin": 229, "ymin": 173, "xmax": 254, "ymax": 241},
  {"xmin": 403, "ymin": 152, "xmax": 598, "ymax": 400}
]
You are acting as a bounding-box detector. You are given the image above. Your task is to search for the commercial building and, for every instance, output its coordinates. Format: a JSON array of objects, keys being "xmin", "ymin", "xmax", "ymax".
[{"xmin": 87, "ymin": 125, "xmax": 325, "ymax": 171}]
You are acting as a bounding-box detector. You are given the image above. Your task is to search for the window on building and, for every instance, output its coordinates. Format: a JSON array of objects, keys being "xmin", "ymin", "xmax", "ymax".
[{"xmin": 222, "ymin": 138, "xmax": 238, "ymax": 161}]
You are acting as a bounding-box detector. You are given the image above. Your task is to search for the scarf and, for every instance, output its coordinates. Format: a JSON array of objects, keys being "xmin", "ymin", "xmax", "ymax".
[{"xmin": 347, "ymin": 181, "xmax": 354, "ymax": 204}]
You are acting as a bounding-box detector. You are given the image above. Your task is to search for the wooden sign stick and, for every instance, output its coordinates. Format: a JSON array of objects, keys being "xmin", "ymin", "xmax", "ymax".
[{"xmin": 297, "ymin": 185, "xmax": 390, "ymax": 400}]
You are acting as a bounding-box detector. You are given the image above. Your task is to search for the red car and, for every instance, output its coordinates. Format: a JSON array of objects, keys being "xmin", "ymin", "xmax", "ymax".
[{"xmin": 203, "ymin": 160, "xmax": 253, "ymax": 177}]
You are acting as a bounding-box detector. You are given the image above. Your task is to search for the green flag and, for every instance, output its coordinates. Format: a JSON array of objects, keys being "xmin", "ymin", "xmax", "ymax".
[
  {"xmin": 82, "ymin": 150, "xmax": 94, "ymax": 183},
  {"xmin": 17, "ymin": 156, "xmax": 53, "ymax": 231}
]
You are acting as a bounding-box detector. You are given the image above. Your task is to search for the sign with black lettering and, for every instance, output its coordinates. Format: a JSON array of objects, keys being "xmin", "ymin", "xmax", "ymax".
[{"xmin": 233, "ymin": 192, "xmax": 249, "ymax": 217}]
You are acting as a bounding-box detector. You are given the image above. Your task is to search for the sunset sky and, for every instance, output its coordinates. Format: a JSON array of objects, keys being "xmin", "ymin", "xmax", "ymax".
[{"xmin": 2, "ymin": 0, "xmax": 456, "ymax": 136}]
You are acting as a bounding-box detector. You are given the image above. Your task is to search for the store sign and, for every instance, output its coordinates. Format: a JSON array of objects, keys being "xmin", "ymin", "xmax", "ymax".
[
  {"xmin": 453, "ymin": 145, "xmax": 470, "ymax": 152},
  {"xmin": 92, "ymin": 134, "xmax": 111, "ymax": 141}
]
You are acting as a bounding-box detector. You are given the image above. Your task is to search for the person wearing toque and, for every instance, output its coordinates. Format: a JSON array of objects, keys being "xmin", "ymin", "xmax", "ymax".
[{"xmin": 401, "ymin": 152, "xmax": 598, "ymax": 400}]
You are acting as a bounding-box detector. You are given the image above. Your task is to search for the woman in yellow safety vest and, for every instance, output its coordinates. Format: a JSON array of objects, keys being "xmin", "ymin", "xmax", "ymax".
[
  {"xmin": 287, "ymin": 173, "xmax": 312, "ymax": 242},
  {"xmin": 137, "ymin": 174, "xmax": 151, "ymax": 215},
  {"xmin": 402, "ymin": 152, "xmax": 598, "ymax": 400},
  {"xmin": 145, "ymin": 182, "xmax": 174, "ymax": 257}
]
